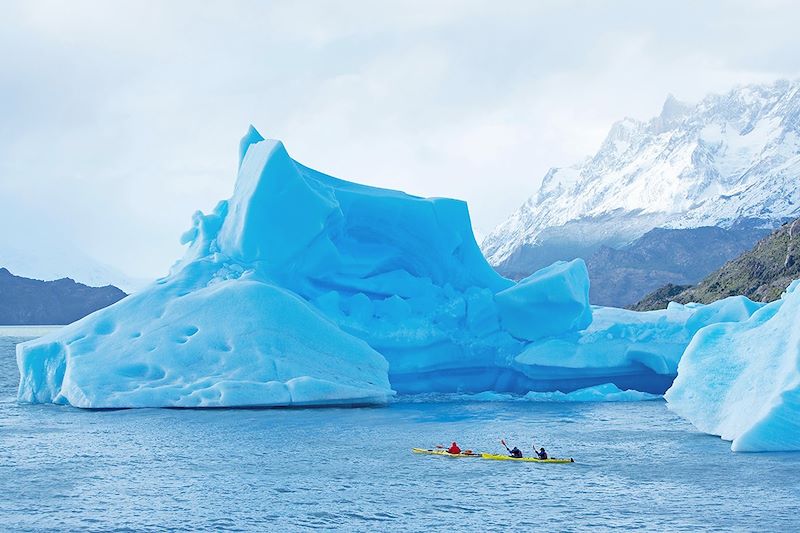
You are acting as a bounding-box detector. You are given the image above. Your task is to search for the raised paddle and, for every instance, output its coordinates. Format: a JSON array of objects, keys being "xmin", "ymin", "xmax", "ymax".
[{"xmin": 501, "ymin": 438, "xmax": 511, "ymax": 452}]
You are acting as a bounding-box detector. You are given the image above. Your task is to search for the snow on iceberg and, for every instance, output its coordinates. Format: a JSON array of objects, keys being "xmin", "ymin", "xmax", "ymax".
[
  {"xmin": 665, "ymin": 281, "xmax": 800, "ymax": 452},
  {"xmin": 16, "ymin": 126, "xmax": 767, "ymax": 408}
]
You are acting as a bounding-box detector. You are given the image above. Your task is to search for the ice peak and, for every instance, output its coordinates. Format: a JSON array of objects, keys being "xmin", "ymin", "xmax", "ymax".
[{"xmin": 239, "ymin": 124, "xmax": 265, "ymax": 168}]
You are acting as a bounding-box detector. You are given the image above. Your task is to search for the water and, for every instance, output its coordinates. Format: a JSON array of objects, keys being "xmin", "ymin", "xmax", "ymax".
[
  {"xmin": 0, "ymin": 325, "xmax": 62, "ymax": 337},
  {"xmin": 2, "ymin": 336, "xmax": 799, "ymax": 532}
]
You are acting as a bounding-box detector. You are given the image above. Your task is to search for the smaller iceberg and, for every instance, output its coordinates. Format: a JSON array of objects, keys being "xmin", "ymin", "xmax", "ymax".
[
  {"xmin": 666, "ymin": 281, "xmax": 800, "ymax": 452},
  {"xmin": 522, "ymin": 383, "xmax": 660, "ymax": 402},
  {"xmin": 397, "ymin": 383, "xmax": 659, "ymax": 403},
  {"xmin": 513, "ymin": 296, "xmax": 763, "ymax": 394}
]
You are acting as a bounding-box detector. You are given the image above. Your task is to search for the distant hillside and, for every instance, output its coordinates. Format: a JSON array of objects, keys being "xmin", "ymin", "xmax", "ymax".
[
  {"xmin": 0, "ymin": 268, "xmax": 126, "ymax": 325},
  {"xmin": 631, "ymin": 218, "xmax": 800, "ymax": 310},
  {"xmin": 586, "ymin": 223, "xmax": 769, "ymax": 306}
]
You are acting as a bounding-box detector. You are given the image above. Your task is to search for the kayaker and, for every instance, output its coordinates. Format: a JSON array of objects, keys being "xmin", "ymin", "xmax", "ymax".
[
  {"xmin": 509, "ymin": 446, "xmax": 523, "ymax": 458},
  {"xmin": 536, "ymin": 447, "xmax": 548, "ymax": 459},
  {"xmin": 447, "ymin": 442, "xmax": 462, "ymax": 454}
]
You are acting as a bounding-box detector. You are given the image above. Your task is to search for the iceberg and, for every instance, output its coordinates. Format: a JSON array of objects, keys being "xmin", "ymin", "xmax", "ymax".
[
  {"xmin": 16, "ymin": 127, "xmax": 766, "ymax": 408},
  {"xmin": 665, "ymin": 281, "xmax": 800, "ymax": 452}
]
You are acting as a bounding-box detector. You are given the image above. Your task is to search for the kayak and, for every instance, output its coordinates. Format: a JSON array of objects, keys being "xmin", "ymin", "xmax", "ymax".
[
  {"xmin": 481, "ymin": 453, "xmax": 574, "ymax": 463},
  {"xmin": 411, "ymin": 448, "xmax": 482, "ymax": 458}
]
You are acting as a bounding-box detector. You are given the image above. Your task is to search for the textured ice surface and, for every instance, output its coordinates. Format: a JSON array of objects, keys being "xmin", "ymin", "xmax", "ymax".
[
  {"xmin": 666, "ymin": 281, "xmax": 800, "ymax": 452},
  {"xmin": 16, "ymin": 262, "xmax": 391, "ymax": 408},
  {"xmin": 16, "ymin": 128, "xmax": 766, "ymax": 408}
]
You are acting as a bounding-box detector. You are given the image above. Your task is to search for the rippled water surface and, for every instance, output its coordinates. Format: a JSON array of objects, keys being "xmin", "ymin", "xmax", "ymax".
[{"xmin": 2, "ymin": 336, "xmax": 799, "ymax": 532}]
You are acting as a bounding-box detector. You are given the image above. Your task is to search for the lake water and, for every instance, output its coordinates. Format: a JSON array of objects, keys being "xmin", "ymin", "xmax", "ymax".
[{"xmin": 2, "ymin": 335, "xmax": 799, "ymax": 532}]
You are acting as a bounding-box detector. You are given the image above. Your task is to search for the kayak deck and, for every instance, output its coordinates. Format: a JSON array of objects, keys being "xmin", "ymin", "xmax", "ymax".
[
  {"xmin": 481, "ymin": 453, "xmax": 574, "ymax": 463},
  {"xmin": 411, "ymin": 448, "xmax": 574, "ymax": 463},
  {"xmin": 411, "ymin": 448, "xmax": 481, "ymax": 458}
]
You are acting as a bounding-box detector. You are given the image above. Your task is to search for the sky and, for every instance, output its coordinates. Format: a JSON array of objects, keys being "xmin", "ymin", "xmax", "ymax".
[{"xmin": 2, "ymin": 0, "xmax": 800, "ymax": 282}]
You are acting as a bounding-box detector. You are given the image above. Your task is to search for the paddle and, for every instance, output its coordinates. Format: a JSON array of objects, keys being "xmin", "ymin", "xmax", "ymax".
[{"xmin": 501, "ymin": 438, "xmax": 511, "ymax": 453}]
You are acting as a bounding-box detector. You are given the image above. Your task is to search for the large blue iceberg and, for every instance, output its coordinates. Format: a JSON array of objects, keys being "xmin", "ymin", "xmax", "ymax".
[
  {"xmin": 666, "ymin": 281, "xmax": 800, "ymax": 452},
  {"xmin": 15, "ymin": 128, "xmax": 765, "ymax": 408}
]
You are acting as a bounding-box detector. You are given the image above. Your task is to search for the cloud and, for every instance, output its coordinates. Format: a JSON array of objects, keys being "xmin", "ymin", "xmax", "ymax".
[{"xmin": 1, "ymin": 0, "xmax": 799, "ymax": 279}]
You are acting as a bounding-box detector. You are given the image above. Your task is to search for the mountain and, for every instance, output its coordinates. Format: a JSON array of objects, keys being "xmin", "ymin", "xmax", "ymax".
[
  {"xmin": 483, "ymin": 80, "xmax": 800, "ymax": 304},
  {"xmin": 631, "ymin": 217, "xmax": 800, "ymax": 310},
  {"xmin": 0, "ymin": 268, "xmax": 126, "ymax": 325}
]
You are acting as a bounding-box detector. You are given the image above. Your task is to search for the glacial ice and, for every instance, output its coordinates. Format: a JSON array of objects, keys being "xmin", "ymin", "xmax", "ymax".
[
  {"xmin": 398, "ymin": 384, "xmax": 660, "ymax": 403},
  {"xmin": 495, "ymin": 259, "xmax": 592, "ymax": 342},
  {"xmin": 665, "ymin": 281, "xmax": 800, "ymax": 452},
  {"xmin": 15, "ymin": 127, "xmax": 767, "ymax": 408},
  {"xmin": 522, "ymin": 383, "xmax": 660, "ymax": 402}
]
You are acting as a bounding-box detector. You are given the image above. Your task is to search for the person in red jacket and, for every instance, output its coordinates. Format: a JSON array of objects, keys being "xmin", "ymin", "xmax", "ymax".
[{"xmin": 447, "ymin": 442, "xmax": 462, "ymax": 454}]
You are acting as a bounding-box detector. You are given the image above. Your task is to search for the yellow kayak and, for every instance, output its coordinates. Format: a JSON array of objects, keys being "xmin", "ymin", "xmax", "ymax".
[
  {"xmin": 411, "ymin": 448, "xmax": 482, "ymax": 458},
  {"xmin": 481, "ymin": 453, "xmax": 574, "ymax": 463}
]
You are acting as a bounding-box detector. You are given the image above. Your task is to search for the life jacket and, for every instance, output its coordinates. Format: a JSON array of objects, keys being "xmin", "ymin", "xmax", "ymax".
[{"xmin": 448, "ymin": 443, "xmax": 461, "ymax": 454}]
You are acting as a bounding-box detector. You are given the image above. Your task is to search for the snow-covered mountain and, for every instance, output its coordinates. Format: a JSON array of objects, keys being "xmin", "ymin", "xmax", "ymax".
[{"xmin": 483, "ymin": 80, "xmax": 800, "ymax": 281}]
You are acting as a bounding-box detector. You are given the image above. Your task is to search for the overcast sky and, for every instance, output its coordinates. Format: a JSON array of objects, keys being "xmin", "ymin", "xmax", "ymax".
[{"xmin": 2, "ymin": 0, "xmax": 800, "ymax": 280}]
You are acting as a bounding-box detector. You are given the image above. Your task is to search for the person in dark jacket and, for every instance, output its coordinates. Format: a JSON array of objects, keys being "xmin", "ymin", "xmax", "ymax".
[
  {"xmin": 509, "ymin": 446, "xmax": 523, "ymax": 458},
  {"xmin": 536, "ymin": 447, "xmax": 548, "ymax": 459}
]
